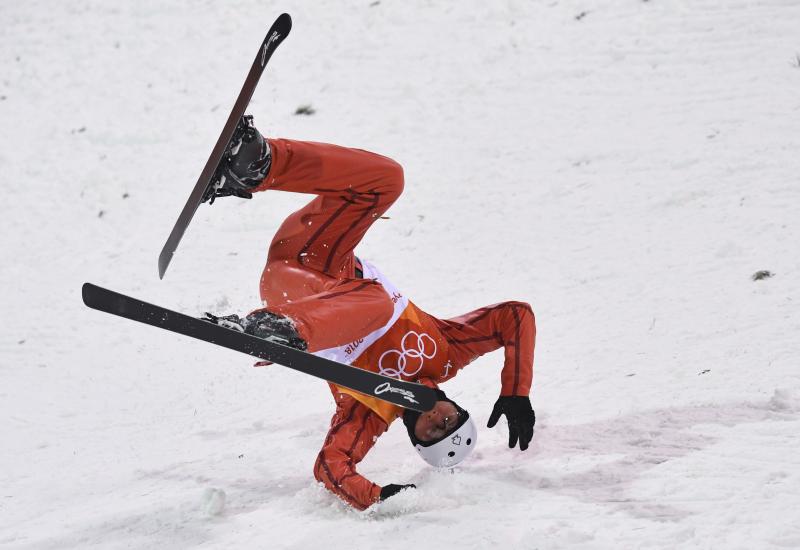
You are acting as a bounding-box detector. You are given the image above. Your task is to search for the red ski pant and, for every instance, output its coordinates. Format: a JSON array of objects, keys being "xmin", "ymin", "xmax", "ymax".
[{"xmin": 252, "ymin": 138, "xmax": 402, "ymax": 351}]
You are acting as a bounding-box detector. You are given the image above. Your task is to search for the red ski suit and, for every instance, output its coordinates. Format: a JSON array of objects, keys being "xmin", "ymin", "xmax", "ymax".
[{"xmin": 251, "ymin": 138, "xmax": 536, "ymax": 510}]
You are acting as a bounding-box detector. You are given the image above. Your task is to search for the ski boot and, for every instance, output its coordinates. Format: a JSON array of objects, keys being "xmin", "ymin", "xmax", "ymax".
[
  {"xmin": 201, "ymin": 310, "xmax": 307, "ymax": 351},
  {"xmin": 202, "ymin": 115, "xmax": 272, "ymax": 204}
]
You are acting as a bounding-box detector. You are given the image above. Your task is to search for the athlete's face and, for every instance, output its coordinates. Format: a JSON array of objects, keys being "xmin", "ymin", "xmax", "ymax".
[{"xmin": 414, "ymin": 400, "xmax": 460, "ymax": 442}]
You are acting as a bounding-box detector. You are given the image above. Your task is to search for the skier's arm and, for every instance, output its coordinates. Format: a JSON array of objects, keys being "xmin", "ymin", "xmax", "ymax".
[
  {"xmin": 481, "ymin": 301, "xmax": 536, "ymax": 449},
  {"xmin": 495, "ymin": 301, "xmax": 536, "ymax": 397},
  {"xmin": 314, "ymin": 394, "xmax": 390, "ymax": 510},
  {"xmin": 437, "ymin": 301, "xmax": 537, "ymax": 449},
  {"xmin": 439, "ymin": 301, "xmax": 536, "ymax": 396}
]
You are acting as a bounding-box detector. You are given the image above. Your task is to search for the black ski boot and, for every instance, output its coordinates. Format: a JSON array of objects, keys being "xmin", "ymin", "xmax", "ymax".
[
  {"xmin": 202, "ymin": 115, "xmax": 272, "ymax": 204},
  {"xmin": 201, "ymin": 310, "xmax": 307, "ymax": 351}
]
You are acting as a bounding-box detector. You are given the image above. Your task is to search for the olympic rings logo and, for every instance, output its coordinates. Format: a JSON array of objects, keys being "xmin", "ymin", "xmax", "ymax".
[{"xmin": 378, "ymin": 331, "xmax": 437, "ymax": 379}]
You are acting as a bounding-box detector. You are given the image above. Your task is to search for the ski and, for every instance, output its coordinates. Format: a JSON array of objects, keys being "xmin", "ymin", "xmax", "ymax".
[
  {"xmin": 158, "ymin": 13, "xmax": 292, "ymax": 279},
  {"xmin": 81, "ymin": 283, "xmax": 437, "ymax": 412}
]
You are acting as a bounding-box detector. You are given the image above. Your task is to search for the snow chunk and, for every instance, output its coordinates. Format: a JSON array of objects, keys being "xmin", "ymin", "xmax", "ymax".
[
  {"xmin": 202, "ymin": 488, "xmax": 226, "ymax": 517},
  {"xmin": 768, "ymin": 388, "xmax": 800, "ymax": 413}
]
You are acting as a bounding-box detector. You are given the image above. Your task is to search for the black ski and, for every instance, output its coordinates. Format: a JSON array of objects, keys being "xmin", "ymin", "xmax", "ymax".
[
  {"xmin": 82, "ymin": 283, "xmax": 436, "ymax": 412},
  {"xmin": 158, "ymin": 13, "xmax": 292, "ymax": 279}
]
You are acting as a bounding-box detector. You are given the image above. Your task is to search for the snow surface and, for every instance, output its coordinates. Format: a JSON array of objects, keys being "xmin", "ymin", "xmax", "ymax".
[{"xmin": 2, "ymin": 0, "xmax": 800, "ymax": 548}]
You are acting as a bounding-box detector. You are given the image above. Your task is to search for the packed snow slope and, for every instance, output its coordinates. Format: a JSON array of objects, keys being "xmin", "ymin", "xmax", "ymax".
[{"xmin": 2, "ymin": 1, "xmax": 800, "ymax": 548}]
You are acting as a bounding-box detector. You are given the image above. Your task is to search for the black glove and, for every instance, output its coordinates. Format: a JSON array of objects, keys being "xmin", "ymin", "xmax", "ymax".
[
  {"xmin": 379, "ymin": 483, "xmax": 416, "ymax": 501},
  {"xmin": 487, "ymin": 396, "xmax": 535, "ymax": 451}
]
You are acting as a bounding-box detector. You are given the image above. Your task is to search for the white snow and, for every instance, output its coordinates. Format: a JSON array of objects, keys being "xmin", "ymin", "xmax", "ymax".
[{"xmin": 2, "ymin": 0, "xmax": 800, "ymax": 548}]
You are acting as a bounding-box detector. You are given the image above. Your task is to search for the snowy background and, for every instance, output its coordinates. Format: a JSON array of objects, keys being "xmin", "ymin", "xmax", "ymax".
[{"xmin": 2, "ymin": 0, "xmax": 800, "ymax": 548}]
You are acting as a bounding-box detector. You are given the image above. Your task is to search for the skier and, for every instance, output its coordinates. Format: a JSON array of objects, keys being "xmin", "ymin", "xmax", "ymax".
[{"xmin": 202, "ymin": 116, "xmax": 537, "ymax": 510}]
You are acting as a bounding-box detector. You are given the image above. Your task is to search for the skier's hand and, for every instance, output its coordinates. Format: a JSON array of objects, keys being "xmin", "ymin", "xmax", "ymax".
[
  {"xmin": 379, "ymin": 483, "xmax": 416, "ymax": 502},
  {"xmin": 487, "ymin": 396, "xmax": 535, "ymax": 451}
]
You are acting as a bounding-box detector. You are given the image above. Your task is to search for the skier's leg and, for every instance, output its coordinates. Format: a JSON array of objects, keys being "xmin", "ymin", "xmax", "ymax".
[
  {"xmin": 436, "ymin": 302, "xmax": 536, "ymax": 396},
  {"xmin": 204, "ymin": 277, "xmax": 393, "ymax": 353},
  {"xmin": 206, "ymin": 129, "xmax": 402, "ymax": 350},
  {"xmin": 257, "ymin": 138, "xmax": 404, "ymax": 304},
  {"xmin": 251, "ymin": 277, "xmax": 394, "ymax": 352}
]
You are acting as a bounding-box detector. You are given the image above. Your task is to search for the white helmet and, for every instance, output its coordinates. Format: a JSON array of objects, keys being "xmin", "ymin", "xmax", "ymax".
[
  {"xmin": 412, "ymin": 414, "xmax": 477, "ymax": 467},
  {"xmin": 402, "ymin": 389, "xmax": 477, "ymax": 468}
]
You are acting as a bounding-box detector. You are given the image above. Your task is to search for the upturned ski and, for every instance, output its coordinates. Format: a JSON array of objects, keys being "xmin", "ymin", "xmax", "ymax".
[
  {"xmin": 81, "ymin": 283, "xmax": 437, "ymax": 412},
  {"xmin": 158, "ymin": 13, "xmax": 292, "ymax": 279}
]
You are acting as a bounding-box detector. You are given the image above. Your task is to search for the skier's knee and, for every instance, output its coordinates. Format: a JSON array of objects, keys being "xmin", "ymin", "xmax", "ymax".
[{"xmin": 378, "ymin": 157, "xmax": 404, "ymax": 201}]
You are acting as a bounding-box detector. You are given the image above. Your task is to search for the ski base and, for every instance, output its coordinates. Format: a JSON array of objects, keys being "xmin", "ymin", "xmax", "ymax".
[
  {"xmin": 158, "ymin": 13, "xmax": 292, "ymax": 279},
  {"xmin": 82, "ymin": 283, "xmax": 436, "ymax": 411}
]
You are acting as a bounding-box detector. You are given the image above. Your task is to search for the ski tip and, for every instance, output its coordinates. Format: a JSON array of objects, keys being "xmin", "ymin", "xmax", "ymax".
[
  {"xmin": 81, "ymin": 282, "xmax": 96, "ymax": 306},
  {"xmin": 277, "ymin": 12, "xmax": 292, "ymax": 30},
  {"xmin": 157, "ymin": 250, "xmax": 171, "ymax": 280},
  {"xmin": 272, "ymin": 13, "xmax": 292, "ymax": 37}
]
